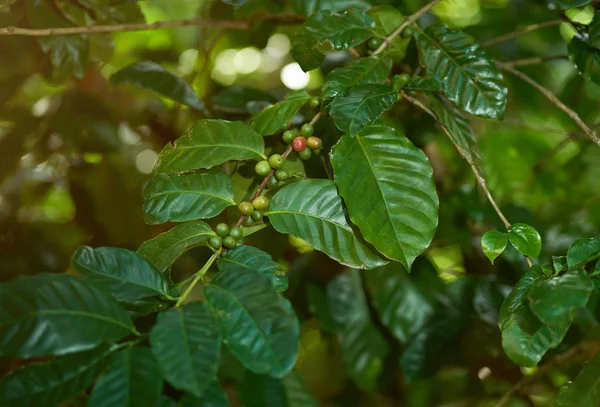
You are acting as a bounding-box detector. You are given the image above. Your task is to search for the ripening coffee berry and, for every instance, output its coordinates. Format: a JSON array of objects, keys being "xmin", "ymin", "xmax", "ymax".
[
  {"xmin": 269, "ymin": 154, "xmax": 284, "ymax": 170},
  {"xmin": 306, "ymin": 136, "xmax": 322, "ymax": 150},
  {"xmin": 368, "ymin": 37, "xmax": 383, "ymax": 50},
  {"xmin": 282, "ymin": 129, "xmax": 298, "ymax": 144},
  {"xmin": 223, "ymin": 236, "xmax": 236, "ymax": 249},
  {"xmin": 216, "ymin": 223, "xmax": 229, "ymax": 237},
  {"xmin": 229, "ymin": 226, "xmax": 243, "ymax": 240},
  {"xmin": 238, "ymin": 201, "xmax": 255, "ymax": 216},
  {"xmin": 298, "ymin": 148, "xmax": 312, "ymax": 160},
  {"xmin": 208, "ymin": 236, "xmax": 223, "ymax": 249},
  {"xmin": 268, "ymin": 176, "xmax": 279, "ymax": 188},
  {"xmin": 253, "ymin": 196, "xmax": 269, "ymax": 210},
  {"xmin": 292, "ymin": 136, "xmax": 307, "ymax": 152},
  {"xmin": 255, "ymin": 160, "xmax": 272, "ymax": 177},
  {"xmin": 275, "ymin": 169, "xmax": 289, "ymax": 181},
  {"xmin": 251, "ymin": 211, "xmax": 263, "ymax": 221},
  {"xmin": 301, "ymin": 123, "xmax": 314, "ymax": 137},
  {"xmin": 242, "ymin": 216, "xmax": 255, "ymax": 227},
  {"xmin": 309, "ymin": 97, "xmax": 320, "ymax": 109}
]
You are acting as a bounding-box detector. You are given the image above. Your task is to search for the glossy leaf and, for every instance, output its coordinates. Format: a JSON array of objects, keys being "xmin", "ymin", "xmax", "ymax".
[
  {"xmin": 369, "ymin": 6, "xmax": 411, "ymax": 60},
  {"xmin": 204, "ymin": 269, "xmax": 299, "ymax": 377},
  {"xmin": 0, "ymin": 347, "xmax": 114, "ymax": 407},
  {"xmin": 292, "ymin": 0, "xmax": 371, "ymax": 16},
  {"xmin": 238, "ymin": 371, "xmax": 319, "ymax": 407},
  {"xmin": 0, "ymin": 273, "xmax": 136, "ymax": 358},
  {"xmin": 553, "ymin": 256, "xmax": 568, "ymax": 273},
  {"xmin": 404, "ymin": 77, "xmax": 442, "ymax": 92},
  {"xmin": 417, "ymin": 24, "xmax": 507, "ymax": 118},
  {"xmin": 498, "ymin": 265, "xmax": 543, "ymax": 323},
  {"xmin": 251, "ymin": 90, "xmax": 311, "ymax": 135},
  {"xmin": 331, "ymin": 126, "xmax": 439, "ymax": 268},
  {"xmin": 218, "ymin": 246, "xmax": 288, "ymax": 292},
  {"xmin": 110, "ymin": 61, "xmax": 205, "ymax": 110},
  {"xmin": 142, "ymin": 169, "xmax": 235, "ymax": 225},
  {"xmin": 72, "ymin": 246, "xmax": 168, "ymax": 303},
  {"xmin": 567, "ymin": 237, "xmax": 600, "ymax": 267},
  {"xmin": 266, "ymin": 179, "xmax": 388, "ymax": 269},
  {"xmin": 88, "ymin": 347, "xmax": 163, "ymax": 407},
  {"xmin": 364, "ymin": 264, "xmax": 435, "ymax": 343},
  {"xmin": 150, "ymin": 302, "xmax": 222, "ymax": 397},
  {"xmin": 481, "ymin": 231, "xmax": 508, "ymax": 264},
  {"xmin": 555, "ymin": 0, "xmax": 592, "ymax": 9},
  {"xmin": 329, "ymin": 84, "xmax": 398, "ymax": 135},
  {"xmin": 590, "ymin": 11, "xmax": 600, "ymax": 49},
  {"xmin": 211, "ymin": 87, "xmax": 276, "ymax": 114},
  {"xmin": 180, "ymin": 380, "xmax": 231, "ymax": 407},
  {"xmin": 556, "ymin": 350, "xmax": 600, "ymax": 406},
  {"xmin": 527, "ymin": 268, "xmax": 593, "ymax": 327},
  {"xmin": 154, "ymin": 120, "xmax": 266, "ymax": 174},
  {"xmin": 290, "ymin": 30, "xmax": 325, "ymax": 72},
  {"xmin": 508, "ymin": 223, "xmax": 542, "ymax": 259},
  {"xmin": 322, "ymin": 57, "xmax": 392, "ymax": 101},
  {"xmin": 138, "ymin": 221, "xmax": 216, "ymax": 273},
  {"xmin": 569, "ymin": 38, "xmax": 600, "ymax": 84}
]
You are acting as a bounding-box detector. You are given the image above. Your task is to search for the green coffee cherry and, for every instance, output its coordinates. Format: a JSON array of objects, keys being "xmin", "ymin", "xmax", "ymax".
[
  {"xmin": 229, "ymin": 226, "xmax": 243, "ymax": 240},
  {"xmin": 402, "ymin": 25, "xmax": 415, "ymax": 38},
  {"xmin": 282, "ymin": 129, "xmax": 298, "ymax": 144},
  {"xmin": 275, "ymin": 169, "xmax": 289, "ymax": 181},
  {"xmin": 216, "ymin": 223, "xmax": 229, "ymax": 237},
  {"xmin": 392, "ymin": 73, "xmax": 411, "ymax": 91},
  {"xmin": 223, "ymin": 236, "xmax": 237, "ymax": 249},
  {"xmin": 299, "ymin": 148, "xmax": 312, "ymax": 160},
  {"xmin": 251, "ymin": 211, "xmax": 263, "ymax": 221},
  {"xmin": 368, "ymin": 37, "xmax": 383, "ymax": 50},
  {"xmin": 208, "ymin": 236, "xmax": 223, "ymax": 249},
  {"xmin": 253, "ymin": 196, "xmax": 269, "ymax": 210},
  {"xmin": 242, "ymin": 216, "xmax": 255, "ymax": 227},
  {"xmin": 309, "ymin": 97, "xmax": 320, "ymax": 109},
  {"xmin": 255, "ymin": 160, "xmax": 272, "ymax": 177},
  {"xmin": 238, "ymin": 201, "xmax": 255, "ymax": 216},
  {"xmin": 301, "ymin": 123, "xmax": 314, "ymax": 137},
  {"xmin": 269, "ymin": 154, "xmax": 284, "ymax": 170},
  {"xmin": 306, "ymin": 136, "xmax": 322, "ymax": 151},
  {"xmin": 268, "ymin": 176, "xmax": 279, "ymax": 188}
]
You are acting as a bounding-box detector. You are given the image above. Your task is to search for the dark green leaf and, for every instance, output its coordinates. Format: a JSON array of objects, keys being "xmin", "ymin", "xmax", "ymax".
[
  {"xmin": 292, "ymin": 0, "xmax": 371, "ymax": 16},
  {"xmin": 88, "ymin": 347, "xmax": 163, "ymax": 407},
  {"xmin": 567, "ymin": 237, "xmax": 600, "ymax": 267},
  {"xmin": 481, "ymin": 231, "xmax": 508, "ymax": 264},
  {"xmin": 404, "ymin": 77, "xmax": 442, "ymax": 92},
  {"xmin": 569, "ymin": 38, "xmax": 600, "ymax": 84},
  {"xmin": 204, "ymin": 269, "xmax": 299, "ymax": 377},
  {"xmin": 331, "ymin": 126, "xmax": 439, "ymax": 268},
  {"xmin": 72, "ymin": 246, "xmax": 168, "ymax": 303},
  {"xmin": 238, "ymin": 371, "xmax": 319, "ymax": 407},
  {"xmin": 364, "ymin": 264, "xmax": 435, "ymax": 343},
  {"xmin": 0, "ymin": 346, "xmax": 114, "ymax": 407},
  {"xmin": 251, "ymin": 90, "xmax": 311, "ymax": 135},
  {"xmin": 266, "ymin": 179, "xmax": 388, "ymax": 270},
  {"xmin": 322, "ymin": 57, "xmax": 392, "ymax": 101},
  {"xmin": 554, "ymin": 256, "xmax": 568, "ymax": 273},
  {"xmin": 556, "ymin": 350, "xmax": 600, "ymax": 406},
  {"xmin": 142, "ymin": 169, "xmax": 235, "ymax": 225},
  {"xmin": 527, "ymin": 268, "xmax": 593, "ymax": 327},
  {"xmin": 218, "ymin": 246, "xmax": 288, "ymax": 292},
  {"xmin": 150, "ymin": 302, "xmax": 222, "ymax": 397},
  {"xmin": 473, "ymin": 277, "xmax": 509, "ymax": 325},
  {"xmin": 211, "ymin": 87, "xmax": 275, "ymax": 114},
  {"xmin": 590, "ymin": 11, "xmax": 600, "ymax": 49},
  {"xmin": 369, "ymin": 6, "xmax": 411, "ymax": 60},
  {"xmin": 555, "ymin": 0, "xmax": 592, "ymax": 9},
  {"xmin": 330, "ymin": 84, "xmax": 398, "ymax": 135},
  {"xmin": 0, "ymin": 274, "xmax": 136, "ymax": 358},
  {"xmin": 417, "ymin": 24, "xmax": 507, "ymax": 118},
  {"xmin": 498, "ymin": 266, "xmax": 543, "ymax": 323},
  {"xmin": 290, "ymin": 31, "xmax": 325, "ymax": 72},
  {"xmin": 154, "ymin": 120, "xmax": 266, "ymax": 174},
  {"xmin": 508, "ymin": 223, "xmax": 542, "ymax": 258},
  {"xmin": 138, "ymin": 221, "xmax": 216, "ymax": 273},
  {"xmin": 180, "ymin": 380, "xmax": 231, "ymax": 407},
  {"xmin": 110, "ymin": 61, "xmax": 205, "ymax": 111}
]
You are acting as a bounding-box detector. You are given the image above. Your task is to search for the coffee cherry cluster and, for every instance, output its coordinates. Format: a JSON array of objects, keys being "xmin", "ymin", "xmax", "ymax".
[
  {"xmin": 283, "ymin": 122, "xmax": 323, "ymax": 162},
  {"xmin": 236, "ymin": 195, "xmax": 270, "ymax": 227},
  {"xmin": 209, "ymin": 223, "xmax": 244, "ymax": 250}
]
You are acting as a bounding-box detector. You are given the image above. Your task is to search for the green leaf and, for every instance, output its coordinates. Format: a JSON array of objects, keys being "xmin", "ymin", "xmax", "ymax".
[
  {"xmin": 110, "ymin": 61, "xmax": 205, "ymax": 111},
  {"xmin": 266, "ymin": 179, "xmax": 388, "ymax": 269},
  {"xmin": 290, "ymin": 30, "xmax": 325, "ymax": 72},
  {"xmin": 218, "ymin": 246, "xmax": 288, "ymax": 292},
  {"xmin": 508, "ymin": 223, "xmax": 542, "ymax": 258},
  {"xmin": 142, "ymin": 169, "xmax": 236, "ymax": 225},
  {"xmin": 404, "ymin": 77, "xmax": 442, "ymax": 92},
  {"xmin": 329, "ymin": 84, "xmax": 398, "ymax": 135},
  {"xmin": 251, "ymin": 90, "xmax": 311, "ymax": 135},
  {"xmin": 222, "ymin": 0, "xmax": 248, "ymax": 6},
  {"xmin": 500, "ymin": 304, "xmax": 568, "ymax": 367},
  {"xmin": 498, "ymin": 266, "xmax": 544, "ymax": 323},
  {"xmin": 567, "ymin": 237, "xmax": 600, "ymax": 267},
  {"xmin": 555, "ymin": 0, "xmax": 592, "ymax": 9},
  {"xmin": 72, "ymin": 246, "xmax": 168, "ymax": 303},
  {"xmin": 590, "ymin": 11, "xmax": 600, "ymax": 49},
  {"xmin": 481, "ymin": 231, "xmax": 508, "ymax": 264},
  {"xmin": 364, "ymin": 264, "xmax": 435, "ymax": 343},
  {"xmin": 327, "ymin": 271, "xmax": 391, "ymax": 391},
  {"xmin": 322, "ymin": 57, "xmax": 392, "ymax": 101},
  {"xmin": 568, "ymin": 38, "xmax": 600, "ymax": 84},
  {"xmin": 527, "ymin": 268, "xmax": 593, "ymax": 327},
  {"xmin": 416, "ymin": 24, "xmax": 507, "ymax": 119},
  {"xmin": 154, "ymin": 120, "xmax": 266, "ymax": 174},
  {"xmin": 330, "ymin": 126, "xmax": 439, "ymax": 268},
  {"xmin": 369, "ymin": 6, "xmax": 411, "ymax": 60},
  {"xmin": 88, "ymin": 347, "xmax": 163, "ymax": 407},
  {"xmin": 150, "ymin": 302, "xmax": 222, "ymax": 397},
  {"xmin": 238, "ymin": 371, "xmax": 319, "ymax": 407},
  {"xmin": 292, "ymin": 0, "xmax": 371, "ymax": 16},
  {"xmin": 566, "ymin": 5, "xmax": 595, "ymax": 25},
  {"xmin": 0, "ymin": 346, "xmax": 114, "ymax": 407},
  {"xmin": 204, "ymin": 269, "xmax": 299, "ymax": 377},
  {"xmin": 556, "ymin": 350, "xmax": 600, "ymax": 407},
  {"xmin": 138, "ymin": 221, "xmax": 216, "ymax": 273},
  {"xmin": 211, "ymin": 87, "xmax": 276, "ymax": 114},
  {"xmin": 180, "ymin": 381, "xmax": 231, "ymax": 407},
  {"xmin": 0, "ymin": 274, "xmax": 136, "ymax": 358},
  {"xmin": 554, "ymin": 256, "xmax": 568, "ymax": 273}
]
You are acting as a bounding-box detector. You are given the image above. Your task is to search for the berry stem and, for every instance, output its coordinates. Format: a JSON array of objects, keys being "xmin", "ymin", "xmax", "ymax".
[{"xmin": 175, "ymin": 248, "xmax": 222, "ymax": 307}]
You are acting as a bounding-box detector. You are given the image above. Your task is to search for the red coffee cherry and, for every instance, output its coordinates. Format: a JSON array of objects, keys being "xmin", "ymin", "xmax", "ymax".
[{"xmin": 292, "ymin": 136, "xmax": 307, "ymax": 152}]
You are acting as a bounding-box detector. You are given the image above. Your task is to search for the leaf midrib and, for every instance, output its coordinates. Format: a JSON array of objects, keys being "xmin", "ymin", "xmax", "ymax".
[
  {"xmin": 76, "ymin": 262, "xmax": 166, "ymax": 297},
  {"xmin": 0, "ymin": 309, "xmax": 135, "ymax": 333}
]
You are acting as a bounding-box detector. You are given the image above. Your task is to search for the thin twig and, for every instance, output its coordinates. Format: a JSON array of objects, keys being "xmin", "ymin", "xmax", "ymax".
[
  {"xmin": 483, "ymin": 20, "xmax": 563, "ymax": 47},
  {"xmin": 0, "ymin": 14, "xmax": 305, "ymax": 36},
  {"xmin": 497, "ymin": 62, "xmax": 600, "ymax": 148},
  {"xmin": 372, "ymin": 0, "xmax": 443, "ymax": 55},
  {"xmin": 175, "ymin": 248, "xmax": 222, "ymax": 307},
  {"xmin": 500, "ymin": 55, "xmax": 568, "ymax": 68}
]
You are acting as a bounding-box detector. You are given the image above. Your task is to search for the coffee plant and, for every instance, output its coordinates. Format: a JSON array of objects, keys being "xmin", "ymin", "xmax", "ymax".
[{"xmin": 2, "ymin": 0, "xmax": 600, "ymax": 406}]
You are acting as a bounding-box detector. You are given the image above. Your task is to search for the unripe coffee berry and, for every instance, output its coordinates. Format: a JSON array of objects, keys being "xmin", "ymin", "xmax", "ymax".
[
  {"xmin": 368, "ymin": 37, "xmax": 383, "ymax": 50},
  {"xmin": 269, "ymin": 154, "xmax": 284, "ymax": 170},
  {"xmin": 301, "ymin": 123, "xmax": 314, "ymax": 137},
  {"xmin": 268, "ymin": 177, "xmax": 279, "ymax": 188},
  {"xmin": 298, "ymin": 148, "xmax": 312, "ymax": 160},
  {"xmin": 402, "ymin": 25, "xmax": 415, "ymax": 38},
  {"xmin": 209, "ymin": 236, "xmax": 223, "ymax": 249},
  {"xmin": 282, "ymin": 129, "xmax": 298, "ymax": 144},
  {"xmin": 216, "ymin": 223, "xmax": 229, "ymax": 237},
  {"xmin": 255, "ymin": 160, "xmax": 272, "ymax": 176},
  {"xmin": 309, "ymin": 97, "xmax": 320, "ymax": 109},
  {"xmin": 251, "ymin": 211, "xmax": 263, "ymax": 221},
  {"xmin": 242, "ymin": 216, "xmax": 255, "ymax": 227},
  {"xmin": 238, "ymin": 201, "xmax": 255, "ymax": 216},
  {"xmin": 306, "ymin": 136, "xmax": 322, "ymax": 150},
  {"xmin": 292, "ymin": 136, "xmax": 307, "ymax": 152},
  {"xmin": 223, "ymin": 236, "xmax": 236, "ymax": 249},
  {"xmin": 229, "ymin": 226, "xmax": 243, "ymax": 240},
  {"xmin": 392, "ymin": 73, "xmax": 411, "ymax": 91},
  {"xmin": 275, "ymin": 169, "xmax": 289, "ymax": 181},
  {"xmin": 253, "ymin": 196, "xmax": 269, "ymax": 210}
]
